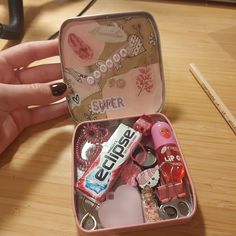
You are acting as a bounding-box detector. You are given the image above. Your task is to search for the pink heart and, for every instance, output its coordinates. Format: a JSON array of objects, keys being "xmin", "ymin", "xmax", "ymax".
[{"xmin": 98, "ymin": 185, "xmax": 144, "ymax": 228}]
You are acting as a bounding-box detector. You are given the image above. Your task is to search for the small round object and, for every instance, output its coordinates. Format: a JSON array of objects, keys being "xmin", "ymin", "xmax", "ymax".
[
  {"xmin": 116, "ymin": 79, "xmax": 126, "ymax": 88},
  {"xmin": 87, "ymin": 76, "xmax": 95, "ymax": 85},
  {"xmin": 105, "ymin": 59, "xmax": 113, "ymax": 68},
  {"xmin": 113, "ymin": 53, "xmax": 121, "ymax": 63},
  {"xmin": 178, "ymin": 201, "xmax": 190, "ymax": 216},
  {"xmin": 163, "ymin": 205, "xmax": 177, "ymax": 219},
  {"xmin": 119, "ymin": 48, "xmax": 128, "ymax": 57},
  {"xmin": 142, "ymin": 148, "xmax": 157, "ymax": 168},
  {"xmin": 93, "ymin": 70, "xmax": 101, "ymax": 79},
  {"xmin": 160, "ymin": 127, "xmax": 171, "ymax": 138},
  {"xmin": 99, "ymin": 64, "xmax": 108, "ymax": 73},
  {"xmin": 132, "ymin": 145, "xmax": 158, "ymax": 169}
]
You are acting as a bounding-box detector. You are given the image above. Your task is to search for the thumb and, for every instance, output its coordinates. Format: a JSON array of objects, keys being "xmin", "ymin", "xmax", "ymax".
[{"xmin": 0, "ymin": 82, "xmax": 68, "ymax": 111}]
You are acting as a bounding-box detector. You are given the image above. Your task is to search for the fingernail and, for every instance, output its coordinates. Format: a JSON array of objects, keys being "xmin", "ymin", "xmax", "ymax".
[{"xmin": 50, "ymin": 82, "xmax": 67, "ymax": 96}]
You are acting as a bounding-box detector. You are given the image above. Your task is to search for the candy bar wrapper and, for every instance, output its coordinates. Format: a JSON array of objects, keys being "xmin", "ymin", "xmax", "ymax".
[{"xmin": 76, "ymin": 123, "xmax": 142, "ymax": 203}]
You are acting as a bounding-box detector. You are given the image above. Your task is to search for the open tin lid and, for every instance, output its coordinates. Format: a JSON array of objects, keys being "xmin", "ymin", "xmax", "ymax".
[{"xmin": 59, "ymin": 11, "xmax": 165, "ymax": 123}]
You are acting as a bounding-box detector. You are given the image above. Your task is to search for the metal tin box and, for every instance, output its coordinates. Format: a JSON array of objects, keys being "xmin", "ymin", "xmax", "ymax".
[{"xmin": 59, "ymin": 11, "xmax": 196, "ymax": 235}]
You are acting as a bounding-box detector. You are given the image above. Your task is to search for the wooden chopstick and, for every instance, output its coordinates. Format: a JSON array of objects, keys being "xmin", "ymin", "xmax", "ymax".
[{"xmin": 189, "ymin": 63, "xmax": 236, "ymax": 135}]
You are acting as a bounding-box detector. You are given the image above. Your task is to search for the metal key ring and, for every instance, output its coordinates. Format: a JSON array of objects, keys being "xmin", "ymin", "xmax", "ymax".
[
  {"xmin": 80, "ymin": 212, "xmax": 97, "ymax": 230},
  {"xmin": 80, "ymin": 196, "xmax": 99, "ymax": 230}
]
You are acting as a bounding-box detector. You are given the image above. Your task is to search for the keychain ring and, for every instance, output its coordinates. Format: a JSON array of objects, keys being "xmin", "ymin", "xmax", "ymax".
[
  {"xmin": 80, "ymin": 212, "xmax": 97, "ymax": 230},
  {"xmin": 80, "ymin": 197, "xmax": 99, "ymax": 230}
]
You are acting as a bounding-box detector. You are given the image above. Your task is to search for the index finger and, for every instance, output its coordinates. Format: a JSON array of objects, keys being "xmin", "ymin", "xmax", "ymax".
[{"xmin": 0, "ymin": 40, "xmax": 59, "ymax": 68}]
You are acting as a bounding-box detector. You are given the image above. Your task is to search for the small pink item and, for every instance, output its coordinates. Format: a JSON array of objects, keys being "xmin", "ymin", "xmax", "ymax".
[
  {"xmin": 141, "ymin": 185, "xmax": 160, "ymax": 222},
  {"xmin": 120, "ymin": 161, "xmax": 142, "ymax": 186},
  {"xmin": 98, "ymin": 185, "xmax": 144, "ymax": 228},
  {"xmin": 136, "ymin": 165, "xmax": 160, "ymax": 189},
  {"xmin": 156, "ymin": 180, "xmax": 186, "ymax": 204},
  {"xmin": 68, "ymin": 33, "xmax": 94, "ymax": 60},
  {"xmin": 133, "ymin": 115, "xmax": 154, "ymax": 136}
]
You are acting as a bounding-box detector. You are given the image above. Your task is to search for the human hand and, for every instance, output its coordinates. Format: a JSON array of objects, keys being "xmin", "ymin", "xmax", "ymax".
[{"xmin": 0, "ymin": 40, "xmax": 68, "ymax": 154}]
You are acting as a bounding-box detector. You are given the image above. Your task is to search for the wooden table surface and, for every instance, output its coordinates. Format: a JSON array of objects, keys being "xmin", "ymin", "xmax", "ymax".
[{"xmin": 0, "ymin": 0, "xmax": 236, "ymax": 235}]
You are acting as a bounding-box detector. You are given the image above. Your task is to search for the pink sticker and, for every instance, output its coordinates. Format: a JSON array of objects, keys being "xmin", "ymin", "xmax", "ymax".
[{"xmin": 68, "ymin": 33, "xmax": 94, "ymax": 60}]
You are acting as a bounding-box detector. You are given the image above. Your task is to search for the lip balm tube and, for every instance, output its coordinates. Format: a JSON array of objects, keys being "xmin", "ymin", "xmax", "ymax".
[{"xmin": 151, "ymin": 121, "xmax": 185, "ymax": 184}]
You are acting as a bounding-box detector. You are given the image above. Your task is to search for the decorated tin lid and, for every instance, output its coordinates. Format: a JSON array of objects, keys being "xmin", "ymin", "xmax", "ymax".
[{"xmin": 59, "ymin": 11, "xmax": 165, "ymax": 123}]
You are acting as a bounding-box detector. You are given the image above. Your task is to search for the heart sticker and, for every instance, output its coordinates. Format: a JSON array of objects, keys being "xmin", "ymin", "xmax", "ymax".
[
  {"xmin": 72, "ymin": 94, "xmax": 80, "ymax": 104},
  {"xmin": 98, "ymin": 185, "xmax": 144, "ymax": 228}
]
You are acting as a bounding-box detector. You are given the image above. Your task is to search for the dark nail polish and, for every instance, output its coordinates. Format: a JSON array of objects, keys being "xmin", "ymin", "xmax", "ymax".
[{"xmin": 50, "ymin": 82, "xmax": 67, "ymax": 96}]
